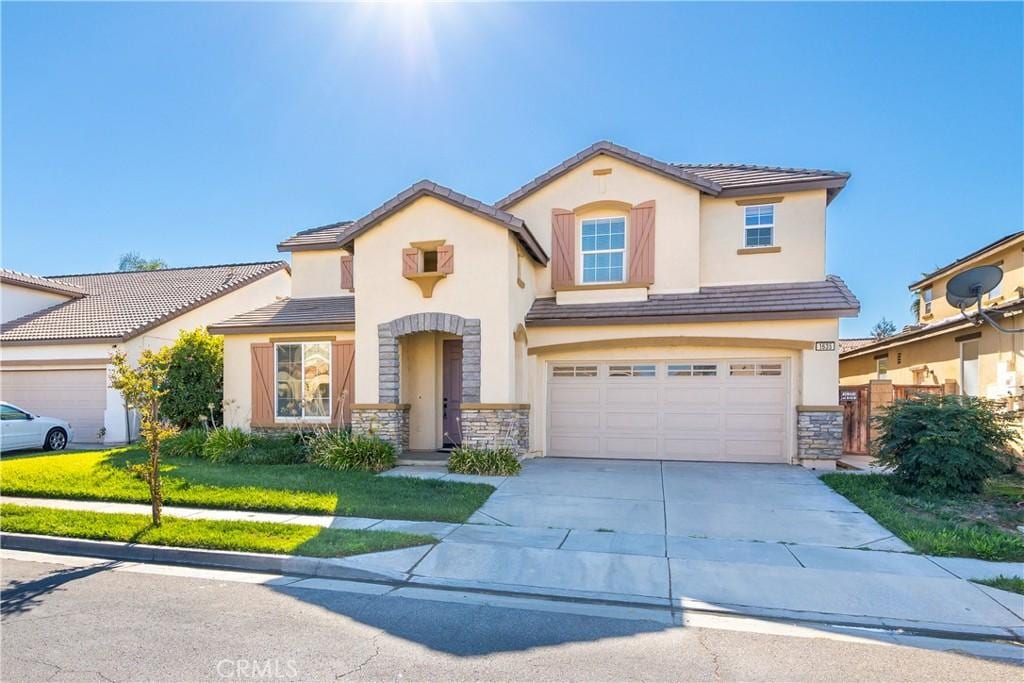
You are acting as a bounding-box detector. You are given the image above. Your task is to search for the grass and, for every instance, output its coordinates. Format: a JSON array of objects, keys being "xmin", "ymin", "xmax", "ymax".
[
  {"xmin": 973, "ymin": 576, "xmax": 1024, "ymax": 595},
  {"xmin": 0, "ymin": 504, "xmax": 435, "ymax": 558},
  {"xmin": 0, "ymin": 449, "xmax": 493, "ymax": 523},
  {"xmin": 821, "ymin": 472, "xmax": 1024, "ymax": 561}
]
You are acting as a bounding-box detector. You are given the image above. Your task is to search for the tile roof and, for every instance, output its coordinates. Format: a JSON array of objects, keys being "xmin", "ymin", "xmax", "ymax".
[
  {"xmin": 907, "ymin": 231, "xmax": 1024, "ymax": 290},
  {"xmin": 676, "ymin": 163, "xmax": 850, "ymax": 202},
  {"xmin": 838, "ymin": 337, "xmax": 877, "ymax": 354},
  {"xmin": 208, "ymin": 296, "xmax": 355, "ymax": 334},
  {"xmin": 526, "ymin": 276, "xmax": 860, "ymax": 326},
  {"xmin": 0, "ymin": 269, "xmax": 86, "ymax": 298},
  {"xmin": 276, "ymin": 221, "xmax": 354, "ymax": 252},
  {"xmin": 839, "ymin": 297, "xmax": 1024, "ymax": 358},
  {"xmin": 1, "ymin": 262, "xmax": 289, "ymax": 344},
  {"xmin": 338, "ymin": 180, "xmax": 548, "ymax": 264},
  {"xmin": 495, "ymin": 140, "xmax": 849, "ymax": 209}
]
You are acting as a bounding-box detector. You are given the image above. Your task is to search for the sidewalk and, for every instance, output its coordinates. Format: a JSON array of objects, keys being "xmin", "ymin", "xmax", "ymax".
[{"xmin": 3, "ymin": 494, "xmax": 1023, "ymax": 639}]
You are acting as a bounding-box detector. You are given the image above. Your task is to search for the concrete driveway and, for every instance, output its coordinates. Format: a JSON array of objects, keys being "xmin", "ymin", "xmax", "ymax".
[{"xmin": 470, "ymin": 458, "xmax": 909, "ymax": 551}]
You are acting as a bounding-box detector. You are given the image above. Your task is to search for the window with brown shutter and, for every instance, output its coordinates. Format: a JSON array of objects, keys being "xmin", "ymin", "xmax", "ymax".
[
  {"xmin": 437, "ymin": 244, "xmax": 454, "ymax": 274},
  {"xmin": 330, "ymin": 341, "xmax": 355, "ymax": 426},
  {"xmin": 250, "ymin": 343, "xmax": 274, "ymax": 427},
  {"xmin": 402, "ymin": 240, "xmax": 450, "ymax": 297},
  {"xmin": 340, "ymin": 254, "xmax": 354, "ymax": 290},
  {"xmin": 551, "ymin": 208, "xmax": 576, "ymax": 289}
]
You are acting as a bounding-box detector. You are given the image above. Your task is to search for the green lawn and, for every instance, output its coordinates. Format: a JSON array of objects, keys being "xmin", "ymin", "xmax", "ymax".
[
  {"xmin": 0, "ymin": 503, "xmax": 434, "ymax": 558},
  {"xmin": 973, "ymin": 576, "xmax": 1024, "ymax": 595},
  {"xmin": 0, "ymin": 449, "xmax": 493, "ymax": 523},
  {"xmin": 821, "ymin": 472, "xmax": 1024, "ymax": 561}
]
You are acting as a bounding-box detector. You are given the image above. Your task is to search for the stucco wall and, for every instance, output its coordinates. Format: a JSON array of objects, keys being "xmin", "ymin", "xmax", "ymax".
[
  {"xmin": 222, "ymin": 329, "xmax": 356, "ymax": 430},
  {"xmin": 505, "ymin": 155, "xmax": 703, "ymax": 296},
  {"xmin": 699, "ymin": 190, "xmax": 827, "ymax": 286},
  {"xmin": 291, "ymin": 250, "xmax": 351, "ymax": 299},
  {"xmin": 1, "ymin": 284, "xmax": 74, "ymax": 323},
  {"xmin": 352, "ymin": 196, "xmax": 518, "ymax": 404}
]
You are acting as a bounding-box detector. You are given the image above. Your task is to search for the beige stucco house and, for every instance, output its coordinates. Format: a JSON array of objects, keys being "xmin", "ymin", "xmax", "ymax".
[
  {"xmin": 212, "ymin": 141, "xmax": 859, "ymax": 468},
  {"xmin": 840, "ymin": 231, "xmax": 1024, "ymax": 406},
  {"xmin": 1, "ymin": 263, "xmax": 291, "ymax": 443}
]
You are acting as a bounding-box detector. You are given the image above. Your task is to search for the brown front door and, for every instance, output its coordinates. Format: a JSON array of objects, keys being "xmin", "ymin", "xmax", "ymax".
[{"xmin": 443, "ymin": 339, "xmax": 463, "ymax": 447}]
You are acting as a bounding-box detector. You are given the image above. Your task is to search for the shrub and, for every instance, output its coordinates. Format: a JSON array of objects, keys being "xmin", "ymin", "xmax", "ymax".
[
  {"xmin": 872, "ymin": 394, "xmax": 1020, "ymax": 496},
  {"xmin": 159, "ymin": 329, "xmax": 224, "ymax": 429},
  {"xmin": 202, "ymin": 427, "xmax": 253, "ymax": 463},
  {"xmin": 448, "ymin": 446, "xmax": 521, "ymax": 476},
  {"xmin": 163, "ymin": 428, "xmax": 208, "ymax": 458},
  {"xmin": 307, "ymin": 430, "xmax": 395, "ymax": 473}
]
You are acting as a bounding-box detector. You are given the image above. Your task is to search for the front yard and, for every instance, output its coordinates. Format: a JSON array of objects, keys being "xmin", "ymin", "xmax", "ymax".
[
  {"xmin": 0, "ymin": 449, "xmax": 493, "ymax": 523},
  {"xmin": 821, "ymin": 472, "xmax": 1024, "ymax": 561},
  {"xmin": 0, "ymin": 503, "xmax": 435, "ymax": 557}
]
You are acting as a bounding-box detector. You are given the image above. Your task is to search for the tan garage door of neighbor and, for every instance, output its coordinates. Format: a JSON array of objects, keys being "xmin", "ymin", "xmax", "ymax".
[
  {"xmin": 547, "ymin": 359, "xmax": 789, "ymax": 463},
  {"xmin": 1, "ymin": 369, "xmax": 107, "ymax": 441}
]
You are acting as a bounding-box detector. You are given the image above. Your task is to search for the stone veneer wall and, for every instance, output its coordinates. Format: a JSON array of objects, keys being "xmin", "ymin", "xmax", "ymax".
[
  {"xmin": 351, "ymin": 406, "xmax": 410, "ymax": 453},
  {"xmin": 796, "ymin": 407, "xmax": 843, "ymax": 460},
  {"xmin": 459, "ymin": 405, "xmax": 530, "ymax": 455}
]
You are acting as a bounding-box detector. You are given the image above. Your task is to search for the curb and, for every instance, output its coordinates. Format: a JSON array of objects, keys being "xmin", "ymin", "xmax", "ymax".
[{"xmin": 3, "ymin": 532, "xmax": 1022, "ymax": 645}]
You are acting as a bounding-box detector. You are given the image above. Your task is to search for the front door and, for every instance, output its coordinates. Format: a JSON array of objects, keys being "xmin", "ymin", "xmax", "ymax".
[{"xmin": 442, "ymin": 340, "xmax": 463, "ymax": 447}]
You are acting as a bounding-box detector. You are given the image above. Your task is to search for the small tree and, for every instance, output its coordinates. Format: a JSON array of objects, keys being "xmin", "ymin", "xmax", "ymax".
[
  {"xmin": 873, "ymin": 394, "xmax": 1020, "ymax": 496},
  {"xmin": 160, "ymin": 328, "xmax": 225, "ymax": 429},
  {"xmin": 110, "ymin": 349, "xmax": 177, "ymax": 525},
  {"xmin": 870, "ymin": 317, "xmax": 898, "ymax": 340},
  {"xmin": 118, "ymin": 251, "xmax": 167, "ymax": 271}
]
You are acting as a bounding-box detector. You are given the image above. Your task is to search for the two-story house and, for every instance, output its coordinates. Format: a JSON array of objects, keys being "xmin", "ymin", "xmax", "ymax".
[
  {"xmin": 840, "ymin": 231, "xmax": 1024, "ymax": 405},
  {"xmin": 211, "ymin": 142, "xmax": 859, "ymax": 468}
]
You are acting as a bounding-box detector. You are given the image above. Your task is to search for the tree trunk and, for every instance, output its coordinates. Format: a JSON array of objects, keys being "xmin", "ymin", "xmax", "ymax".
[{"xmin": 148, "ymin": 399, "xmax": 163, "ymax": 526}]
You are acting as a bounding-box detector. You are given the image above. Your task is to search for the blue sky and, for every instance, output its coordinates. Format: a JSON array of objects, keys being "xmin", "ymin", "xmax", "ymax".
[{"xmin": 2, "ymin": 2, "xmax": 1021, "ymax": 336}]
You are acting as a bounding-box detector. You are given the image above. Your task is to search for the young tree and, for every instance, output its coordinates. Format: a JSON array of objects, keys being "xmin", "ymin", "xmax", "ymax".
[
  {"xmin": 870, "ymin": 317, "xmax": 898, "ymax": 340},
  {"xmin": 110, "ymin": 349, "xmax": 177, "ymax": 525},
  {"xmin": 118, "ymin": 251, "xmax": 167, "ymax": 271},
  {"xmin": 160, "ymin": 328, "xmax": 225, "ymax": 429}
]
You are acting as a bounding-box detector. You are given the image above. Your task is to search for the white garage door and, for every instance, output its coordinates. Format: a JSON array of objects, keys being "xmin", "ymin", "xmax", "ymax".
[
  {"xmin": 1, "ymin": 369, "xmax": 107, "ymax": 440},
  {"xmin": 547, "ymin": 359, "xmax": 789, "ymax": 463}
]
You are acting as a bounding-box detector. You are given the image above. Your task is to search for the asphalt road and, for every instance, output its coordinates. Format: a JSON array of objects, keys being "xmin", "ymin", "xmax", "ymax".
[{"xmin": 1, "ymin": 556, "xmax": 1020, "ymax": 682}]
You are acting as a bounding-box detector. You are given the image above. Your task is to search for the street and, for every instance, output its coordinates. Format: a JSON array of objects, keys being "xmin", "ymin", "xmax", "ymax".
[{"xmin": 1, "ymin": 553, "xmax": 1020, "ymax": 682}]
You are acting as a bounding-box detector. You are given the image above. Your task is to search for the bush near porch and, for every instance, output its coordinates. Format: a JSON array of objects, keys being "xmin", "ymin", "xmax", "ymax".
[
  {"xmin": 821, "ymin": 472, "xmax": 1024, "ymax": 561},
  {"xmin": 0, "ymin": 449, "xmax": 493, "ymax": 523}
]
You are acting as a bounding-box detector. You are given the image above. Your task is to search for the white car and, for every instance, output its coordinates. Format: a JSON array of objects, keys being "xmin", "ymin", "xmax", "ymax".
[{"xmin": 1, "ymin": 402, "xmax": 74, "ymax": 452}]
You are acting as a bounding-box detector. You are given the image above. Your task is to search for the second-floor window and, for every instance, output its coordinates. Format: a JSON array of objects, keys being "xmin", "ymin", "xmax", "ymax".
[
  {"xmin": 581, "ymin": 217, "xmax": 625, "ymax": 283},
  {"xmin": 988, "ymin": 263, "xmax": 1003, "ymax": 299},
  {"xmin": 744, "ymin": 205, "xmax": 774, "ymax": 247},
  {"xmin": 922, "ymin": 287, "xmax": 933, "ymax": 316}
]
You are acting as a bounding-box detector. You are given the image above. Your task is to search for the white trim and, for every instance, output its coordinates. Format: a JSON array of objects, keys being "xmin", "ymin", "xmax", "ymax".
[
  {"xmin": 578, "ymin": 215, "xmax": 628, "ymax": 285},
  {"xmin": 273, "ymin": 341, "xmax": 332, "ymax": 422},
  {"xmin": 959, "ymin": 339, "xmax": 980, "ymax": 397},
  {"xmin": 743, "ymin": 204, "xmax": 775, "ymax": 248}
]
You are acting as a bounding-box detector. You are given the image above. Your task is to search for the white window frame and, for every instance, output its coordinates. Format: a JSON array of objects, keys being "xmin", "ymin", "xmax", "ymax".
[
  {"xmin": 274, "ymin": 341, "xmax": 332, "ymax": 422},
  {"xmin": 959, "ymin": 340, "xmax": 980, "ymax": 397},
  {"xmin": 922, "ymin": 287, "xmax": 933, "ymax": 316},
  {"xmin": 876, "ymin": 356, "xmax": 889, "ymax": 379},
  {"xmin": 744, "ymin": 205, "xmax": 775, "ymax": 248},
  {"xmin": 987, "ymin": 262, "xmax": 1003, "ymax": 300},
  {"xmin": 579, "ymin": 216, "xmax": 627, "ymax": 285}
]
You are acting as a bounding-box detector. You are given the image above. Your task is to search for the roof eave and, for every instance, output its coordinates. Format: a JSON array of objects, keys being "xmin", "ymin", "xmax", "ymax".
[
  {"xmin": 208, "ymin": 321, "xmax": 355, "ymax": 335},
  {"xmin": 526, "ymin": 306, "xmax": 860, "ymax": 327},
  {"xmin": 0, "ymin": 277, "xmax": 86, "ymax": 299},
  {"xmin": 715, "ymin": 177, "xmax": 850, "ymax": 202},
  {"xmin": 277, "ymin": 241, "xmax": 348, "ymax": 253},
  {"xmin": 907, "ymin": 232, "xmax": 1024, "ymax": 291}
]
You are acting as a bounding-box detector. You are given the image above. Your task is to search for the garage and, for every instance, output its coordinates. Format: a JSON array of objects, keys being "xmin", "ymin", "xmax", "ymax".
[
  {"xmin": 547, "ymin": 359, "xmax": 790, "ymax": 463},
  {"xmin": 1, "ymin": 369, "xmax": 107, "ymax": 441}
]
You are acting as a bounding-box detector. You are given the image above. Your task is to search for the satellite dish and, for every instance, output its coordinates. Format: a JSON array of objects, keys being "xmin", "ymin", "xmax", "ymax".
[
  {"xmin": 946, "ymin": 291, "xmax": 979, "ymax": 310},
  {"xmin": 947, "ymin": 264, "xmax": 1002, "ymax": 299}
]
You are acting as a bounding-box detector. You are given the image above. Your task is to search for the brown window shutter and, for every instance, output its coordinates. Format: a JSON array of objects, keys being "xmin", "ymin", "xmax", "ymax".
[
  {"xmin": 628, "ymin": 200, "xmax": 656, "ymax": 285},
  {"xmin": 437, "ymin": 244, "xmax": 454, "ymax": 274},
  {"xmin": 402, "ymin": 248, "xmax": 420, "ymax": 276},
  {"xmin": 330, "ymin": 341, "xmax": 355, "ymax": 426},
  {"xmin": 250, "ymin": 343, "xmax": 274, "ymax": 427},
  {"xmin": 551, "ymin": 209, "xmax": 576, "ymax": 289},
  {"xmin": 340, "ymin": 254, "xmax": 354, "ymax": 290}
]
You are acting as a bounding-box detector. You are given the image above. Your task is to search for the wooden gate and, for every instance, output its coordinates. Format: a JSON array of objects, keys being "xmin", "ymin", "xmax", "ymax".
[{"xmin": 839, "ymin": 385, "xmax": 869, "ymax": 454}]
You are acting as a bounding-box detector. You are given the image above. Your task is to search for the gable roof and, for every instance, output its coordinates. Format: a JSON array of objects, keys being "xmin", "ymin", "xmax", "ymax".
[
  {"xmin": 277, "ymin": 221, "xmax": 354, "ymax": 252},
  {"xmin": 0, "ymin": 261, "xmax": 289, "ymax": 344},
  {"xmin": 338, "ymin": 180, "xmax": 548, "ymax": 264},
  {"xmin": 838, "ymin": 337, "xmax": 877, "ymax": 354},
  {"xmin": 208, "ymin": 296, "xmax": 355, "ymax": 335},
  {"xmin": 908, "ymin": 231, "xmax": 1024, "ymax": 291},
  {"xmin": 0, "ymin": 269, "xmax": 86, "ymax": 298},
  {"xmin": 495, "ymin": 140, "xmax": 850, "ymax": 209},
  {"xmin": 526, "ymin": 276, "xmax": 859, "ymax": 326}
]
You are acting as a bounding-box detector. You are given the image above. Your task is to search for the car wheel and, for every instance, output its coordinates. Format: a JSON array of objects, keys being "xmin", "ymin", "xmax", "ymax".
[{"xmin": 44, "ymin": 428, "xmax": 68, "ymax": 451}]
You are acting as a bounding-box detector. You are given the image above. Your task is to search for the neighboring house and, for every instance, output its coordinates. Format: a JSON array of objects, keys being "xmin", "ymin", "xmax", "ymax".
[
  {"xmin": 839, "ymin": 231, "xmax": 1023, "ymax": 406},
  {"xmin": 212, "ymin": 141, "xmax": 859, "ymax": 468},
  {"xmin": 1, "ymin": 262, "xmax": 291, "ymax": 443}
]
